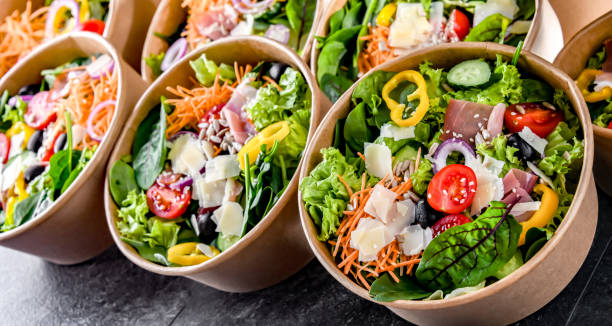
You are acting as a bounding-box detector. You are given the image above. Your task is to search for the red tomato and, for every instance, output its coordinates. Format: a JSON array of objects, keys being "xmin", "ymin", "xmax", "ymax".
[
  {"xmin": 25, "ymin": 91, "xmax": 57, "ymax": 130},
  {"xmin": 445, "ymin": 9, "xmax": 471, "ymax": 41},
  {"xmin": 427, "ymin": 164, "xmax": 477, "ymax": 214},
  {"xmin": 504, "ymin": 103, "xmax": 563, "ymax": 138},
  {"xmin": 0, "ymin": 133, "xmax": 10, "ymax": 164},
  {"xmin": 146, "ymin": 173, "xmax": 191, "ymax": 219},
  {"xmin": 432, "ymin": 214, "xmax": 472, "ymax": 237},
  {"xmin": 79, "ymin": 19, "xmax": 105, "ymax": 35},
  {"xmin": 608, "ymin": 120, "xmax": 612, "ymax": 129}
]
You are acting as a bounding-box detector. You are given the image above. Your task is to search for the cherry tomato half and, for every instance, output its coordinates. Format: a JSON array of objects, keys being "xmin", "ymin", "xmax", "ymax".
[
  {"xmin": 608, "ymin": 120, "xmax": 612, "ymax": 129},
  {"xmin": 146, "ymin": 172, "xmax": 192, "ymax": 219},
  {"xmin": 432, "ymin": 214, "xmax": 472, "ymax": 237},
  {"xmin": 79, "ymin": 19, "xmax": 105, "ymax": 35},
  {"xmin": 427, "ymin": 164, "xmax": 477, "ymax": 214},
  {"xmin": 0, "ymin": 133, "xmax": 10, "ymax": 164},
  {"xmin": 504, "ymin": 103, "xmax": 563, "ymax": 138},
  {"xmin": 25, "ymin": 91, "xmax": 57, "ymax": 130},
  {"xmin": 445, "ymin": 9, "xmax": 470, "ymax": 41}
]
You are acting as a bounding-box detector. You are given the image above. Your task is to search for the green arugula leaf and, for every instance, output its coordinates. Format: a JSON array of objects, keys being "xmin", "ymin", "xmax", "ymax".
[{"xmin": 370, "ymin": 273, "xmax": 433, "ymax": 301}]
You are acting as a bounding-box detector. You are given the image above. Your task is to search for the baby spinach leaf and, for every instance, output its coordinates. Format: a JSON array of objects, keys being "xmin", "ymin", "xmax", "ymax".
[
  {"xmin": 328, "ymin": 7, "xmax": 345, "ymax": 34},
  {"xmin": 320, "ymin": 74, "xmax": 353, "ymax": 103},
  {"xmin": 521, "ymin": 79, "xmax": 553, "ymax": 103},
  {"xmin": 344, "ymin": 102, "xmax": 371, "ymax": 153},
  {"xmin": 109, "ymin": 160, "xmax": 140, "ymax": 205},
  {"xmin": 465, "ymin": 14, "xmax": 511, "ymax": 43},
  {"xmin": 317, "ymin": 41, "xmax": 348, "ymax": 82},
  {"xmin": 133, "ymin": 100, "xmax": 167, "ymax": 189},
  {"xmin": 416, "ymin": 201, "xmax": 522, "ymax": 291},
  {"xmin": 516, "ymin": 0, "xmax": 536, "ymax": 20},
  {"xmin": 370, "ymin": 273, "xmax": 433, "ymax": 301},
  {"xmin": 12, "ymin": 192, "xmax": 44, "ymax": 227},
  {"xmin": 48, "ymin": 150, "xmax": 82, "ymax": 192}
]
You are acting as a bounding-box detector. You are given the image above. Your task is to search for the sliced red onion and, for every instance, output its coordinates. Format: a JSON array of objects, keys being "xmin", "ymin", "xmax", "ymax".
[
  {"xmin": 8, "ymin": 95, "xmax": 34, "ymax": 107},
  {"xmin": 487, "ymin": 103, "xmax": 506, "ymax": 139},
  {"xmin": 167, "ymin": 130, "xmax": 199, "ymax": 142},
  {"xmin": 86, "ymin": 100, "xmax": 116, "ymax": 142},
  {"xmin": 170, "ymin": 176, "xmax": 193, "ymax": 190},
  {"xmin": 161, "ymin": 38, "xmax": 188, "ymax": 72},
  {"xmin": 231, "ymin": 0, "xmax": 274, "ymax": 15},
  {"xmin": 45, "ymin": 0, "xmax": 81, "ymax": 38},
  {"xmin": 431, "ymin": 138, "xmax": 477, "ymax": 173},
  {"xmin": 87, "ymin": 54, "xmax": 115, "ymax": 80},
  {"xmin": 265, "ymin": 24, "xmax": 290, "ymax": 44}
]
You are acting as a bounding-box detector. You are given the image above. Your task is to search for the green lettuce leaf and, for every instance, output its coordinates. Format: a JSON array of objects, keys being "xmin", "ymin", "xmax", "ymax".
[
  {"xmin": 465, "ymin": 13, "xmax": 511, "ymax": 43},
  {"xmin": 476, "ymin": 135, "xmax": 523, "ymax": 176},
  {"xmin": 411, "ymin": 158, "xmax": 433, "ymax": 196},
  {"xmin": 145, "ymin": 52, "xmax": 165, "ymax": 78},
  {"xmin": 274, "ymin": 110, "xmax": 310, "ymax": 169},
  {"xmin": 189, "ymin": 53, "xmax": 235, "ymax": 87},
  {"xmin": 586, "ymin": 45, "xmax": 606, "ymax": 70},
  {"xmin": 116, "ymin": 190, "xmax": 150, "ymax": 242}
]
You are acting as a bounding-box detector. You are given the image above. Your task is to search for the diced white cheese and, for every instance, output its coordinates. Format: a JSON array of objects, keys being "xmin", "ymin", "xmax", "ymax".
[
  {"xmin": 8, "ymin": 132, "xmax": 24, "ymax": 159},
  {"xmin": 518, "ymin": 127, "xmax": 547, "ymax": 156},
  {"xmin": 2, "ymin": 151, "xmax": 35, "ymax": 192},
  {"xmin": 201, "ymin": 140, "xmax": 216, "ymax": 161},
  {"xmin": 389, "ymin": 3, "xmax": 433, "ymax": 49},
  {"xmin": 386, "ymin": 199, "xmax": 416, "ymax": 237},
  {"xmin": 473, "ymin": 0, "xmax": 519, "ymax": 26},
  {"xmin": 468, "ymin": 159, "xmax": 504, "ymax": 215},
  {"xmin": 222, "ymin": 178, "xmax": 243, "ymax": 203},
  {"xmin": 72, "ymin": 125, "xmax": 87, "ymax": 146},
  {"xmin": 510, "ymin": 201, "xmax": 541, "ymax": 222},
  {"xmin": 364, "ymin": 143, "xmax": 393, "ymax": 179},
  {"xmin": 212, "ymin": 202, "xmax": 244, "ymax": 236},
  {"xmin": 350, "ymin": 218, "xmax": 393, "ymax": 262},
  {"xmin": 398, "ymin": 225, "xmax": 426, "ymax": 256},
  {"xmin": 230, "ymin": 14, "xmax": 254, "ymax": 36},
  {"xmin": 196, "ymin": 243, "xmax": 215, "ymax": 258},
  {"xmin": 423, "ymin": 227, "xmax": 433, "ymax": 248},
  {"xmin": 380, "ymin": 123, "xmax": 416, "ymax": 141},
  {"xmin": 169, "ymin": 134, "xmax": 207, "ymax": 176},
  {"xmin": 193, "ymin": 177, "xmax": 226, "ymax": 208},
  {"xmin": 364, "ymin": 184, "xmax": 397, "ymax": 223},
  {"xmin": 526, "ymin": 161, "xmax": 554, "ymax": 188},
  {"xmin": 205, "ymin": 155, "xmax": 241, "ymax": 182},
  {"xmin": 482, "ymin": 155, "xmax": 505, "ymax": 177}
]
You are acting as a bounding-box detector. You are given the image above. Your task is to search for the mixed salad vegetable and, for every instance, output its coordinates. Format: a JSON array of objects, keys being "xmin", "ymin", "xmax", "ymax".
[
  {"xmin": 0, "ymin": 0, "xmax": 110, "ymax": 78},
  {"xmin": 0, "ymin": 54, "xmax": 118, "ymax": 232},
  {"xmin": 576, "ymin": 39, "xmax": 612, "ymax": 128},
  {"xmin": 110, "ymin": 55, "xmax": 311, "ymax": 266},
  {"xmin": 145, "ymin": 0, "xmax": 316, "ymax": 79},
  {"xmin": 301, "ymin": 48, "xmax": 584, "ymax": 300},
  {"xmin": 317, "ymin": 0, "xmax": 536, "ymax": 101}
]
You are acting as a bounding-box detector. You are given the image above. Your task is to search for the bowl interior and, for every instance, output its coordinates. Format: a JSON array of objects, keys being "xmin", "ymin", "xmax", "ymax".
[{"xmin": 299, "ymin": 42, "xmax": 593, "ymax": 308}]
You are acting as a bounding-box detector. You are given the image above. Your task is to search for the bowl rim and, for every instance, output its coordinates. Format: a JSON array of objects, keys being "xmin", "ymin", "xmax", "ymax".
[
  {"xmin": 139, "ymin": 0, "xmax": 324, "ymax": 83},
  {"xmin": 0, "ymin": 32, "xmax": 127, "ymax": 241},
  {"xmin": 298, "ymin": 41, "xmax": 594, "ymax": 309},
  {"xmin": 310, "ymin": 0, "xmax": 543, "ymax": 85},
  {"xmin": 105, "ymin": 35, "xmax": 321, "ymax": 275}
]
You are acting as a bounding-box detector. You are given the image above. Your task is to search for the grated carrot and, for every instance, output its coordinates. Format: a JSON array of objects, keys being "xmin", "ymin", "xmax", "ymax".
[
  {"xmin": 357, "ymin": 25, "xmax": 397, "ymax": 75},
  {"xmin": 182, "ymin": 0, "xmax": 234, "ymax": 51}
]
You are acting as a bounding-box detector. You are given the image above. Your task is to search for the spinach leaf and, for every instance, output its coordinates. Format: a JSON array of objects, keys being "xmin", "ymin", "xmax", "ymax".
[
  {"xmin": 133, "ymin": 100, "xmax": 167, "ymax": 189},
  {"xmin": 465, "ymin": 13, "xmax": 511, "ymax": 43},
  {"xmin": 323, "ymin": 25, "xmax": 362, "ymax": 47},
  {"xmin": 344, "ymin": 102, "xmax": 371, "ymax": 153},
  {"xmin": 521, "ymin": 79, "xmax": 553, "ymax": 103},
  {"xmin": 352, "ymin": 70, "xmax": 394, "ymax": 111},
  {"xmin": 370, "ymin": 273, "xmax": 433, "ymax": 301},
  {"xmin": 48, "ymin": 150, "xmax": 81, "ymax": 192},
  {"xmin": 416, "ymin": 201, "xmax": 522, "ymax": 291},
  {"xmin": 328, "ymin": 7, "xmax": 346, "ymax": 34},
  {"xmin": 317, "ymin": 41, "xmax": 348, "ymax": 82},
  {"xmin": 121, "ymin": 238, "xmax": 171, "ymax": 266},
  {"xmin": 342, "ymin": 0, "xmax": 363, "ymax": 29},
  {"xmin": 516, "ymin": 0, "xmax": 536, "ymax": 20},
  {"xmin": 320, "ymin": 74, "xmax": 353, "ymax": 103},
  {"xmin": 109, "ymin": 160, "xmax": 140, "ymax": 205},
  {"xmin": 12, "ymin": 192, "xmax": 44, "ymax": 227},
  {"xmin": 286, "ymin": 0, "xmax": 316, "ymax": 51}
]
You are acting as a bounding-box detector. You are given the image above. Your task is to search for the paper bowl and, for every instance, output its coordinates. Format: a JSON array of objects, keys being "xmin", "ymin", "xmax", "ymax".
[
  {"xmin": 105, "ymin": 36, "xmax": 326, "ymax": 293},
  {"xmin": 549, "ymin": 0, "xmax": 612, "ymax": 43},
  {"xmin": 140, "ymin": 0, "xmax": 323, "ymax": 83},
  {"xmin": 554, "ymin": 11, "xmax": 612, "ymax": 196},
  {"xmin": 299, "ymin": 42, "xmax": 597, "ymax": 325},
  {"xmin": 0, "ymin": 33, "xmax": 148, "ymax": 265}
]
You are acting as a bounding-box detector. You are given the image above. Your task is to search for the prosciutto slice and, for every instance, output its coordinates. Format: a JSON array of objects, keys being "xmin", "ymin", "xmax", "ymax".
[
  {"xmin": 503, "ymin": 168, "xmax": 538, "ymax": 194},
  {"xmin": 603, "ymin": 39, "xmax": 612, "ymax": 73},
  {"xmin": 194, "ymin": 5, "xmax": 239, "ymax": 41},
  {"xmin": 441, "ymin": 99, "xmax": 493, "ymax": 145}
]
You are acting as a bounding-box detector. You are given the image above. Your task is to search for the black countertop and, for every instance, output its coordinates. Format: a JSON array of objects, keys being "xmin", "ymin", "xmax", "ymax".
[{"xmin": 2, "ymin": 189, "xmax": 611, "ymax": 325}]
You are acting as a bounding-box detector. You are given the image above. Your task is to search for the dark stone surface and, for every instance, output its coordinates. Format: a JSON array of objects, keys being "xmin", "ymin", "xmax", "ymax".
[{"xmin": 1, "ymin": 189, "xmax": 611, "ymax": 326}]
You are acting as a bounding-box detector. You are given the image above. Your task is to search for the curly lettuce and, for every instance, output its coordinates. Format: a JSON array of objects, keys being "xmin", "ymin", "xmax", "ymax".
[{"xmin": 476, "ymin": 135, "xmax": 523, "ymax": 176}]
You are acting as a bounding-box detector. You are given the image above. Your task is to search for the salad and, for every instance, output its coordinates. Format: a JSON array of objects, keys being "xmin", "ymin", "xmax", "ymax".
[
  {"xmin": 316, "ymin": 0, "xmax": 536, "ymax": 101},
  {"xmin": 110, "ymin": 55, "xmax": 311, "ymax": 266},
  {"xmin": 0, "ymin": 0, "xmax": 110, "ymax": 79},
  {"xmin": 575, "ymin": 38, "xmax": 612, "ymax": 128},
  {"xmin": 145, "ymin": 0, "xmax": 317, "ymax": 79},
  {"xmin": 0, "ymin": 54, "xmax": 118, "ymax": 232},
  {"xmin": 301, "ymin": 49, "xmax": 584, "ymax": 300}
]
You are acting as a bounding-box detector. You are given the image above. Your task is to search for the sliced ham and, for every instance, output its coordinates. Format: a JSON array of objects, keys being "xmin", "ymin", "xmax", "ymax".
[
  {"xmin": 603, "ymin": 39, "xmax": 612, "ymax": 73},
  {"xmin": 194, "ymin": 5, "xmax": 239, "ymax": 41},
  {"xmin": 594, "ymin": 71, "xmax": 612, "ymax": 92},
  {"xmin": 487, "ymin": 103, "xmax": 506, "ymax": 139},
  {"xmin": 502, "ymin": 187, "xmax": 532, "ymax": 205},
  {"xmin": 223, "ymin": 109, "xmax": 251, "ymax": 144},
  {"xmin": 441, "ymin": 99, "xmax": 493, "ymax": 146},
  {"xmin": 503, "ymin": 168, "xmax": 538, "ymax": 194}
]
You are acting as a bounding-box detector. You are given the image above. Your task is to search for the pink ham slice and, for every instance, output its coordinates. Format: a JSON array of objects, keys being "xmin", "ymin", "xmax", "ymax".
[
  {"xmin": 502, "ymin": 187, "xmax": 532, "ymax": 205},
  {"xmin": 223, "ymin": 109, "xmax": 251, "ymax": 144},
  {"xmin": 503, "ymin": 168, "xmax": 538, "ymax": 194},
  {"xmin": 603, "ymin": 39, "xmax": 612, "ymax": 72},
  {"xmin": 194, "ymin": 5, "xmax": 239, "ymax": 41},
  {"xmin": 487, "ymin": 103, "xmax": 506, "ymax": 139},
  {"xmin": 441, "ymin": 99, "xmax": 493, "ymax": 145}
]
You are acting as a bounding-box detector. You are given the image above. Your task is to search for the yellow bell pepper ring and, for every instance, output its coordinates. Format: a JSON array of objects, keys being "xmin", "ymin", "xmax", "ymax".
[
  {"xmin": 238, "ymin": 120, "xmax": 290, "ymax": 170},
  {"xmin": 576, "ymin": 69, "xmax": 612, "ymax": 103},
  {"xmin": 376, "ymin": 3, "xmax": 397, "ymax": 27},
  {"xmin": 518, "ymin": 184, "xmax": 559, "ymax": 246},
  {"xmin": 167, "ymin": 242, "xmax": 220, "ymax": 266},
  {"xmin": 382, "ymin": 70, "xmax": 430, "ymax": 127}
]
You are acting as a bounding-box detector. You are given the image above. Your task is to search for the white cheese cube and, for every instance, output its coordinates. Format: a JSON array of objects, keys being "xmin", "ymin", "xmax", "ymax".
[
  {"xmin": 205, "ymin": 155, "xmax": 241, "ymax": 182},
  {"xmin": 364, "ymin": 143, "xmax": 393, "ymax": 179},
  {"xmin": 380, "ymin": 123, "xmax": 416, "ymax": 141},
  {"xmin": 364, "ymin": 184, "xmax": 397, "ymax": 223},
  {"xmin": 518, "ymin": 127, "xmax": 547, "ymax": 156},
  {"xmin": 212, "ymin": 202, "xmax": 244, "ymax": 236},
  {"xmin": 350, "ymin": 218, "xmax": 393, "ymax": 262},
  {"xmin": 398, "ymin": 225, "xmax": 426, "ymax": 256},
  {"xmin": 389, "ymin": 3, "xmax": 433, "ymax": 49},
  {"xmin": 169, "ymin": 134, "xmax": 207, "ymax": 176},
  {"xmin": 193, "ymin": 177, "xmax": 226, "ymax": 208}
]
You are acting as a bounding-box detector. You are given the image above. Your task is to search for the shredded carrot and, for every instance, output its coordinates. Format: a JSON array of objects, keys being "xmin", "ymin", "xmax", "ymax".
[
  {"xmin": 357, "ymin": 152, "xmax": 365, "ymax": 161},
  {"xmin": 262, "ymin": 76, "xmax": 282, "ymax": 91},
  {"xmin": 0, "ymin": 2, "xmax": 48, "ymax": 78},
  {"xmin": 182, "ymin": 0, "xmax": 234, "ymax": 51},
  {"xmin": 358, "ymin": 25, "xmax": 397, "ymax": 75}
]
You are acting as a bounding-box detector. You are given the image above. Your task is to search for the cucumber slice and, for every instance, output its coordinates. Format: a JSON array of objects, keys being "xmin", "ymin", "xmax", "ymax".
[
  {"xmin": 447, "ymin": 59, "xmax": 492, "ymax": 88},
  {"xmin": 216, "ymin": 232, "xmax": 240, "ymax": 252}
]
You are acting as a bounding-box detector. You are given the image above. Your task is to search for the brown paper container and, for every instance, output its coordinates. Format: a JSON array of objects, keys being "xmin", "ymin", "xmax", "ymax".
[
  {"xmin": 311, "ymin": 0, "xmax": 543, "ymax": 103},
  {"xmin": 0, "ymin": 33, "xmax": 148, "ymax": 265},
  {"xmin": 299, "ymin": 42, "xmax": 597, "ymax": 325},
  {"xmin": 554, "ymin": 11, "xmax": 612, "ymax": 196},
  {"xmin": 140, "ymin": 0, "xmax": 324, "ymax": 83},
  {"xmin": 105, "ymin": 36, "xmax": 328, "ymax": 293},
  {"xmin": 549, "ymin": 0, "xmax": 612, "ymax": 44}
]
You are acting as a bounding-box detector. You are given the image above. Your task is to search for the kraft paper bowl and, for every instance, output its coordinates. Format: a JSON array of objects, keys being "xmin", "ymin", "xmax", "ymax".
[
  {"xmin": 554, "ymin": 11, "xmax": 612, "ymax": 196},
  {"xmin": 299, "ymin": 42, "xmax": 597, "ymax": 325},
  {"xmin": 0, "ymin": 33, "xmax": 147, "ymax": 265},
  {"xmin": 140, "ymin": 0, "xmax": 323, "ymax": 83},
  {"xmin": 105, "ymin": 36, "xmax": 327, "ymax": 293},
  {"xmin": 548, "ymin": 0, "xmax": 612, "ymax": 43}
]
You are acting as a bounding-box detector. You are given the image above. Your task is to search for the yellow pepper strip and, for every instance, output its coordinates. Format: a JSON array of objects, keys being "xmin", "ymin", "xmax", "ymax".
[
  {"xmin": 376, "ymin": 3, "xmax": 397, "ymax": 27},
  {"xmin": 78, "ymin": 0, "xmax": 90, "ymax": 22},
  {"xmin": 576, "ymin": 69, "xmax": 612, "ymax": 103},
  {"xmin": 518, "ymin": 184, "xmax": 559, "ymax": 246},
  {"xmin": 6, "ymin": 122, "xmax": 34, "ymax": 149},
  {"xmin": 167, "ymin": 242, "xmax": 220, "ymax": 266},
  {"xmin": 238, "ymin": 121, "xmax": 290, "ymax": 170},
  {"xmin": 382, "ymin": 70, "xmax": 430, "ymax": 127}
]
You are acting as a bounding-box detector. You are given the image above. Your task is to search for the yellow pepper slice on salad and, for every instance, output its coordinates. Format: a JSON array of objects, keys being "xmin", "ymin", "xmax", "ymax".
[
  {"xmin": 5, "ymin": 173, "xmax": 29, "ymax": 226},
  {"xmin": 78, "ymin": 0, "xmax": 90, "ymax": 22},
  {"xmin": 238, "ymin": 120, "xmax": 290, "ymax": 170},
  {"xmin": 382, "ymin": 70, "xmax": 429, "ymax": 127},
  {"xmin": 6, "ymin": 122, "xmax": 34, "ymax": 149},
  {"xmin": 167, "ymin": 242, "xmax": 220, "ymax": 266},
  {"xmin": 376, "ymin": 3, "xmax": 397, "ymax": 27},
  {"xmin": 576, "ymin": 69, "xmax": 612, "ymax": 103},
  {"xmin": 518, "ymin": 184, "xmax": 558, "ymax": 246}
]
